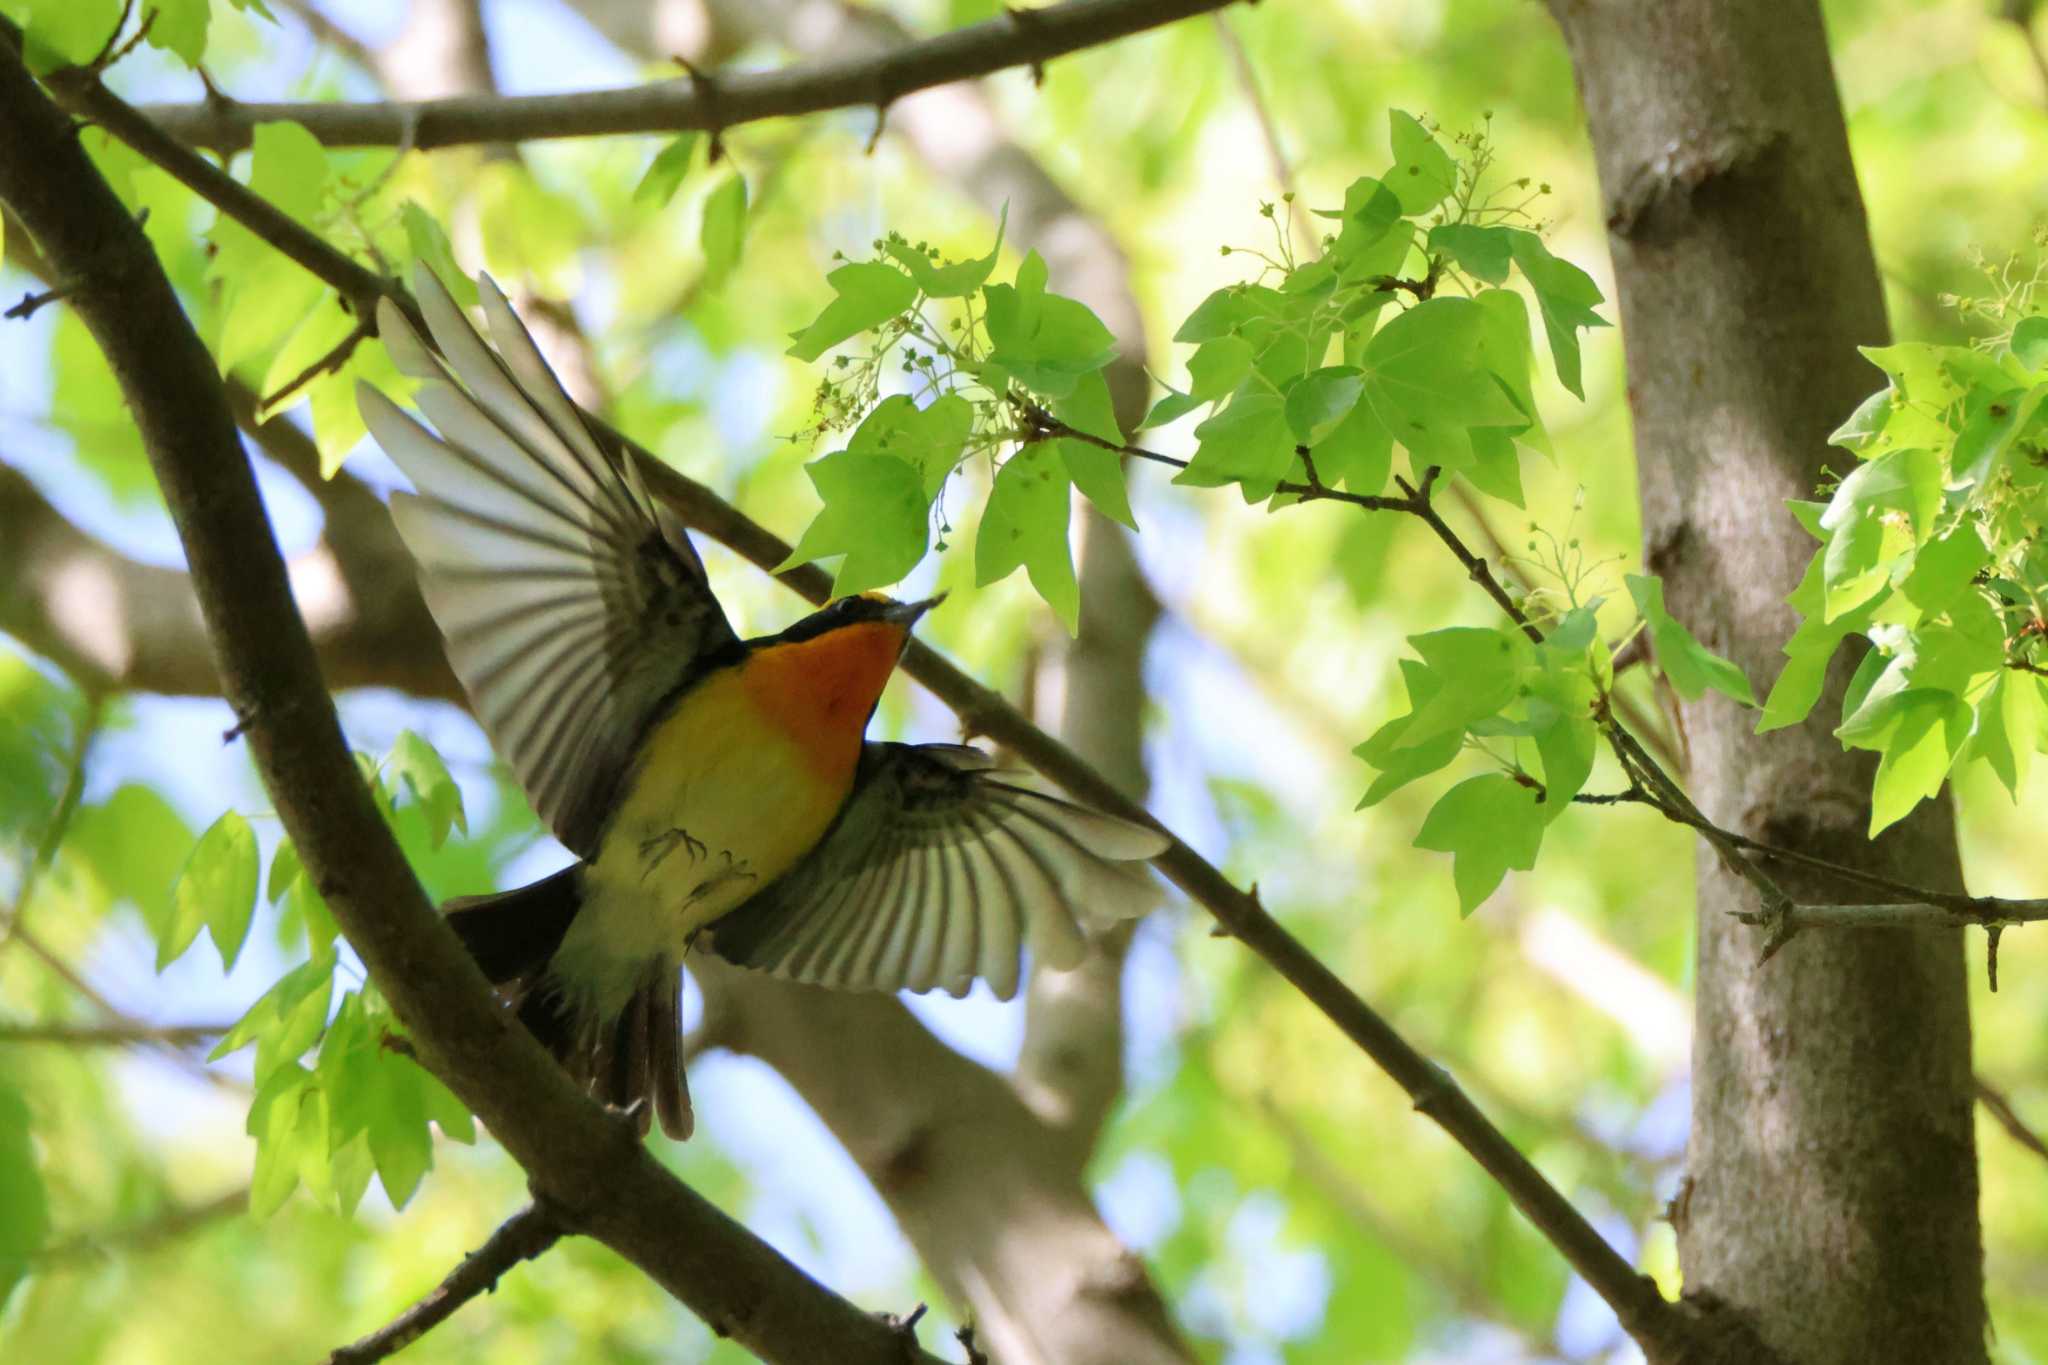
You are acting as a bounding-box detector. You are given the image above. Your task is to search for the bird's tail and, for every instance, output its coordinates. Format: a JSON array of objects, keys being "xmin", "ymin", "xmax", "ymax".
[{"xmin": 442, "ymin": 867, "xmax": 694, "ymax": 1140}]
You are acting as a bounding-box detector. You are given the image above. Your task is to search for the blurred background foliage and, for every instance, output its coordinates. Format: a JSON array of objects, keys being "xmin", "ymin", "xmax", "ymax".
[{"xmin": 2, "ymin": 0, "xmax": 2047, "ymax": 1361}]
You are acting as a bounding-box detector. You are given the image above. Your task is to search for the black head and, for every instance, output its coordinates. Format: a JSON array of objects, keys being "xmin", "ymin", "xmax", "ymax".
[{"xmin": 767, "ymin": 592, "xmax": 944, "ymax": 647}]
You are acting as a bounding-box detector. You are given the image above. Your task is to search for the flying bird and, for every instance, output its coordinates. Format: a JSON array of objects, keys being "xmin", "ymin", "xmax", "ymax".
[{"xmin": 355, "ymin": 266, "xmax": 1167, "ymax": 1139}]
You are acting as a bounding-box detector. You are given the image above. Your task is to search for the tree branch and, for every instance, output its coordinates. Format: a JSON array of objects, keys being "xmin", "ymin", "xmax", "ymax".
[
  {"xmin": 0, "ymin": 1021, "xmax": 227, "ymax": 1046},
  {"xmin": 140, "ymin": 0, "xmax": 1240, "ymax": 154},
  {"xmin": 1976, "ymin": 1077, "xmax": 2048, "ymax": 1166},
  {"xmin": 0, "ymin": 32, "xmax": 946, "ymax": 1365},
  {"xmin": 29, "ymin": 35, "xmax": 1685, "ymax": 1349},
  {"xmin": 324, "ymin": 1202, "xmax": 564, "ymax": 1365}
]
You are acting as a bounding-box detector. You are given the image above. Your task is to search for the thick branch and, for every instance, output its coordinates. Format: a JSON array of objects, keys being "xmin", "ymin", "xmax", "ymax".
[
  {"xmin": 38, "ymin": 38, "xmax": 1681, "ymax": 1349},
  {"xmin": 142, "ymin": 0, "xmax": 1238, "ymax": 153},
  {"xmin": 0, "ymin": 34, "xmax": 944, "ymax": 1365}
]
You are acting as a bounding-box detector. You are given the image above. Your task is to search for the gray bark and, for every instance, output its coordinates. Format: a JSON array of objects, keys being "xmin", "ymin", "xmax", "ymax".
[{"xmin": 1547, "ymin": 2, "xmax": 1986, "ymax": 1359}]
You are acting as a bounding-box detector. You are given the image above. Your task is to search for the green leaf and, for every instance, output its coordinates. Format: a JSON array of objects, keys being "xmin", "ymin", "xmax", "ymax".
[
  {"xmin": 785, "ymin": 261, "xmax": 919, "ymax": 362},
  {"xmin": 885, "ymin": 206, "xmax": 1008, "ymax": 298},
  {"xmin": 1175, "ymin": 287, "xmax": 1262, "ymax": 344},
  {"xmin": 1285, "ymin": 367, "xmax": 1365, "ymax": 446},
  {"xmin": 1321, "ymin": 176, "xmax": 1407, "ymax": 284},
  {"xmin": 1386, "ymin": 112, "xmax": 1456, "ymax": 214},
  {"xmin": 144, "ymin": 0, "xmax": 210, "ymax": 64},
  {"xmin": 1829, "ymin": 389, "xmax": 1893, "ymax": 454},
  {"xmin": 1625, "ymin": 574, "xmax": 1754, "ymax": 705},
  {"xmin": 2012, "ymin": 316, "xmax": 2048, "ymax": 371},
  {"xmin": 1464, "ymin": 427, "xmax": 1524, "ymax": 506},
  {"xmin": 0, "ymin": 1083, "xmax": 47, "ymax": 1309},
  {"xmin": 1415, "ymin": 774, "xmax": 1545, "ymax": 914},
  {"xmin": 160, "ymin": 810, "xmax": 260, "ymax": 972},
  {"xmin": 1505, "ymin": 229, "xmax": 1607, "ymax": 399},
  {"xmin": 258, "ymin": 293, "xmax": 355, "ymax": 421},
  {"xmin": 1816, "ymin": 446, "xmax": 1941, "ymax": 620},
  {"xmin": 11, "ymin": 0, "xmax": 123, "ymax": 68},
  {"xmin": 1402, "ymin": 627, "xmax": 1529, "ymax": 747},
  {"xmin": 212, "ymin": 951, "xmax": 337, "ymax": 1086},
  {"xmin": 1058, "ymin": 438, "xmax": 1136, "ymax": 530},
  {"xmin": 699, "ymin": 173, "xmax": 748, "ymax": 282},
  {"xmin": 1357, "ymin": 297, "xmax": 1526, "ymax": 465},
  {"xmin": 634, "ymin": 133, "xmax": 699, "ymax": 207},
  {"xmin": 845, "ymin": 392, "xmax": 973, "ymax": 498},
  {"xmin": 1175, "ymin": 393, "xmax": 1295, "ymax": 501},
  {"xmin": 1969, "ymin": 672, "xmax": 2044, "ymax": 797},
  {"xmin": 267, "ymin": 836, "xmax": 302, "ymax": 904},
  {"xmin": 1848, "ymin": 690, "xmax": 1970, "ymax": 835},
  {"xmin": 247, "ymin": 1065, "xmax": 319, "ymax": 1218},
  {"xmin": 1427, "ymin": 224, "xmax": 1512, "ymax": 285},
  {"xmin": 977, "ymin": 446, "xmax": 1078, "ymax": 631},
  {"xmin": 1952, "ymin": 384, "xmax": 2048, "ymax": 491},
  {"xmin": 779, "ymin": 447, "xmax": 929, "ymax": 594},
  {"xmin": 387, "ymin": 731, "xmax": 467, "ymax": 848},
  {"xmin": 1315, "ymin": 386, "xmax": 1395, "ymax": 494},
  {"xmin": 1899, "ymin": 525, "xmax": 1992, "ymax": 617},
  {"xmin": 1187, "ymin": 335, "xmax": 1255, "ymax": 401},
  {"xmin": 1140, "ymin": 388, "xmax": 1203, "ymax": 430},
  {"xmin": 1354, "ymin": 662, "xmax": 1462, "ymax": 807},
  {"xmin": 1758, "ymin": 540, "xmax": 1880, "ymax": 733},
  {"xmin": 62, "ymin": 783, "xmax": 192, "ymax": 939},
  {"xmin": 1051, "ymin": 369, "xmax": 1123, "ymax": 446},
  {"xmin": 400, "ymin": 203, "xmax": 478, "ymax": 308},
  {"xmin": 1472, "ymin": 289, "xmax": 1547, "ymax": 452},
  {"xmin": 984, "ymin": 257, "xmax": 1119, "ymax": 398}
]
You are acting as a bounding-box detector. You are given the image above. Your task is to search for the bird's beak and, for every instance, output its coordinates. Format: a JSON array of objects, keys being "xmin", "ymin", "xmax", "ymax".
[{"xmin": 883, "ymin": 593, "xmax": 946, "ymax": 627}]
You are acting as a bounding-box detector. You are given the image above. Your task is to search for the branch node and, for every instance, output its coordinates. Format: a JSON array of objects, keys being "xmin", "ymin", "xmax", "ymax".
[
  {"xmin": 194, "ymin": 64, "xmax": 237, "ymax": 114},
  {"xmin": 221, "ymin": 703, "xmax": 258, "ymax": 743},
  {"xmin": 1409, "ymin": 1062, "xmax": 1455, "ymax": 1116},
  {"xmin": 4, "ymin": 282, "xmax": 79, "ymax": 320},
  {"xmin": 1004, "ymin": 6, "xmax": 1050, "ymax": 85},
  {"xmin": 672, "ymin": 56, "xmax": 726, "ymax": 164},
  {"xmin": 878, "ymin": 1301, "xmax": 928, "ymax": 1357}
]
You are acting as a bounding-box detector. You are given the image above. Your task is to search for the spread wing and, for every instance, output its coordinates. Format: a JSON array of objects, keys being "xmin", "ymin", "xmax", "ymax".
[
  {"xmin": 707, "ymin": 743, "xmax": 1169, "ymax": 999},
  {"xmin": 356, "ymin": 265, "xmax": 738, "ymax": 857}
]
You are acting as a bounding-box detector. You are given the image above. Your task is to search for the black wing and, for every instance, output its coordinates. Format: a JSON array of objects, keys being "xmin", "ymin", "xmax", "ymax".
[
  {"xmin": 357, "ymin": 265, "xmax": 738, "ymax": 856},
  {"xmin": 708, "ymin": 744, "xmax": 1168, "ymax": 999}
]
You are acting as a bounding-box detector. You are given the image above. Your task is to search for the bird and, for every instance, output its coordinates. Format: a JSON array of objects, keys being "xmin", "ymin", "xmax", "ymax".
[{"xmin": 354, "ymin": 264, "xmax": 1169, "ymax": 1140}]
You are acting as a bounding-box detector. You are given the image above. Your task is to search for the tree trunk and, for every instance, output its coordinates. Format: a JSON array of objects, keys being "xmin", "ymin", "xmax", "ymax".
[{"xmin": 1546, "ymin": 2, "xmax": 1986, "ymax": 1359}]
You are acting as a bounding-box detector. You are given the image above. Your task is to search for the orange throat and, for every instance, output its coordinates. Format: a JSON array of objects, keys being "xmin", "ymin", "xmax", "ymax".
[{"xmin": 740, "ymin": 621, "xmax": 907, "ymax": 778}]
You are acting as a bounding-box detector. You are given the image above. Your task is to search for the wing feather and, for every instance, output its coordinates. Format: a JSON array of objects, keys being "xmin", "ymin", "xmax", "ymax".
[
  {"xmin": 358, "ymin": 266, "xmax": 738, "ymax": 855},
  {"xmin": 709, "ymin": 743, "xmax": 1168, "ymax": 999}
]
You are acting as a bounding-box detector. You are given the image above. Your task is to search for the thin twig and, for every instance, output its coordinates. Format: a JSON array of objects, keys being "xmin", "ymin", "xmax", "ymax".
[
  {"xmin": 325, "ymin": 1202, "xmax": 564, "ymax": 1364},
  {"xmin": 259, "ymin": 318, "xmax": 371, "ymax": 415},
  {"xmin": 1210, "ymin": 13, "xmax": 1313, "ymax": 259},
  {"xmin": 138, "ymin": 0, "xmax": 1243, "ymax": 154},
  {"xmin": 0, "ymin": 1021, "xmax": 229, "ymax": 1046},
  {"xmin": 1977, "ymin": 1076, "xmax": 2048, "ymax": 1164},
  {"xmin": 35, "ymin": 1186, "xmax": 246, "ymax": 1263}
]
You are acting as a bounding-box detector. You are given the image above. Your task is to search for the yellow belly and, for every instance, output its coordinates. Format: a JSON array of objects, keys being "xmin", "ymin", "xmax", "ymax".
[{"xmin": 550, "ymin": 665, "xmax": 860, "ymax": 1018}]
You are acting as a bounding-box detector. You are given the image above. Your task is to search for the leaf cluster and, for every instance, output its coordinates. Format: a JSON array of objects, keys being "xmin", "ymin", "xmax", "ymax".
[
  {"xmin": 1766, "ymin": 311, "xmax": 2048, "ymax": 832},
  {"xmin": 155, "ymin": 732, "xmax": 476, "ymax": 1217}
]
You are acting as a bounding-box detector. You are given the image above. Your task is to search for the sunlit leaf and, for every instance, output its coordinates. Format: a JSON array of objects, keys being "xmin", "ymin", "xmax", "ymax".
[
  {"xmin": 786, "ymin": 261, "xmax": 918, "ymax": 362},
  {"xmin": 1415, "ymin": 773, "xmax": 1545, "ymax": 913},
  {"xmin": 700, "ymin": 173, "xmax": 748, "ymax": 282},
  {"xmin": 977, "ymin": 444, "xmax": 1077, "ymax": 631},
  {"xmin": 1626, "ymin": 574, "xmax": 1755, "ymax": 705},
  {"xmin": 159, "ymin": 810, "xmax": 260, "ymax": 972}
]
